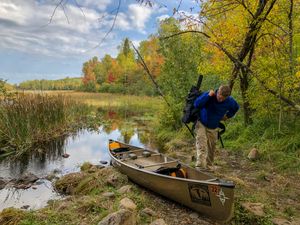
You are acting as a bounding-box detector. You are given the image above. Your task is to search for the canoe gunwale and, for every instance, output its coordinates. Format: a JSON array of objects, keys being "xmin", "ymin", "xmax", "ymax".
[{"xmin": 108, "ymin": 140, "xmax": 235, "ymax": 188}]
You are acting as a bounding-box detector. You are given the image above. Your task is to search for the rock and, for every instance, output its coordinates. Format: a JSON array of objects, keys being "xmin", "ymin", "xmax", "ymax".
[
  {"xmin": 100, "ymin": 160, "xmax": 108, "ymax": 164},
  {"xmin": 118, "ymin": 185, "xmax": 132, "ymax": 194},
  {"xmin": 272, "ymin": 218, "xmax": 291, "ymax": 225},
  {"xmin": 242, "ymin": 202, "xmax": 265, "ymax": 217},
  {"xmin": 247, "ymin": 148, "xmax": 259, "ymax": 160},
  {"xmin": 189, "ymin": 212, "xmax": 199, "ymax": 219},
  {"xmin": 150, "ymin": 219, "xmax": 167, "ymax": 225},
  {"xmin": 140, "ymin": 208, "xmax": 157, "ymax": 217},
  {"xmin": 20, "ymin": 205, "xmax": 30, "ymax": 210},
  {"xmin": 0, "ymin": 179, "xmax": 6, "ymax": 190},
  {"xmin": 98, "ymin": 209, "xmax": 136, "ymax": 225},
  {"xmin": 88, "ymin": 166, "xmax": 98, "ymax": 173},
  {"xmin": 32, "ymin": 186, "xmax": 37, "ymax": 190},
  {"xmin": 96, "ymin": 165, "xmax": 105, "ymax": 169},
  {"xmin": 291, "ymin": 218, "xmax": 300, "ymax": 225},
  {"xmin": 119, "ymin": 198, "xmax": 136, "ymax": 211},
  {"xmin": 102, "ymin": 192, "xmax": 115, "ymax": 198},
  {"xmin": 14, "ymin": 183, "xmax": 32, "ymax": 189},
  {"xmin": 45, "ymin": 173, "xmax": 58, "ymax": 181},
  {"xmin": 106, "ymin": 174, "xmax": 119, "ymax": 187},
  {"xmin": 17, "ymin": 172, "xmax": 39, "ymax": 185},
  {"xmin": 53, "ymin": 168, "xmax": 62, "ymax": 174},
  {"xmin": 62, "ymin": 153, "xmax": 70, "ymax": 158}
]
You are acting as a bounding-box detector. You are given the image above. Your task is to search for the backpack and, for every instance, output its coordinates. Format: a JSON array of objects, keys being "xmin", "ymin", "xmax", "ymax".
[
  {"xmin": 181, "ymin": 75, "xmax": 203, "ymax": 124},
  {"xmin": 181, "ymin": 75, "xmax": 226, "ymax": 147},
  {"xmin": 154, "ymin": 164, "xmax": 187, "ymax": 178}
]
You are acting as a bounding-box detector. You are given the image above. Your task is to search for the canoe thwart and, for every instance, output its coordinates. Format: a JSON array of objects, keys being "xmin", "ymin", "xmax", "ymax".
[{"xmin": 137, "ymin": 160, "xmax": 178, "ymax": 169}]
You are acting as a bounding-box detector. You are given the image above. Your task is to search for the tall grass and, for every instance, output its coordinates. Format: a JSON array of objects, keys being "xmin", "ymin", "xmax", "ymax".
[
  {"xmin": 0, "ymin": 93, "xmax": 89, "ymax": 156},
  {"xmin": 223, "ymin": 116, "xmax": 300, "ymax": 173}
]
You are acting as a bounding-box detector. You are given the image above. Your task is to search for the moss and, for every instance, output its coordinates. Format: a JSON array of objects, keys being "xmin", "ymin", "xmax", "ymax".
[{"xmin": 0, "ymin": 208, "xmax": 26, "ymax": 225}]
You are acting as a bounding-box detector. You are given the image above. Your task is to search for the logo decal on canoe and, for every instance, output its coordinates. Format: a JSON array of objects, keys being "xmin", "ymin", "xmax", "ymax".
[
  {"xmin": 216, "ymin": 188, "xmax": 229, "ymax": 206},
  {"xmin": 188, "ymin": 184, "xmax": 211, "ymax": 206}
]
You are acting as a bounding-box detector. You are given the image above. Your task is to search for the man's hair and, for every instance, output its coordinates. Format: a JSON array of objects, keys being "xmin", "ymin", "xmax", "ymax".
[{"xmin": 219, "ymin": 85, "xmax": 231, "ymax": 98}]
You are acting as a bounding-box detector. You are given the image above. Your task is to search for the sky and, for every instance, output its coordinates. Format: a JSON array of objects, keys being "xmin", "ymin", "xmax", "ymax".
[{"xmin": 0, "ymin": 0, "xmax": 200, "ymax": 84}]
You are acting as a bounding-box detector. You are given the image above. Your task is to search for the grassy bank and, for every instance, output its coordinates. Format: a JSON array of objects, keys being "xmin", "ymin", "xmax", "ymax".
[
  {"xmin": 0, "ymin": 164, "xmax": 213, "ymax": 225},
  {"xmin": 0, "ymin": 91, "xmax": 163, "ymax": 157},
  {"xmin": 0, "ymin": 93, "xmax": 94, "ymax": 157},
  {"xmin": 21, "ymin": 91, "xmax": 163, "ymax": 112}
]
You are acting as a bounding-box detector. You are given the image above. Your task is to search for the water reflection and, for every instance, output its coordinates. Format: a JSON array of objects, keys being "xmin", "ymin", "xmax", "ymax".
[{"xmin": 0, "ymin": 107, "xmax": 155, "ymax": 211}]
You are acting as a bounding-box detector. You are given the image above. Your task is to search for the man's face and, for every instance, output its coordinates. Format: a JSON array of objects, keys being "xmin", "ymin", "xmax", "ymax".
[{"xmin": 217, "ymin": 92, "xmax": 226, "ymax": 102}]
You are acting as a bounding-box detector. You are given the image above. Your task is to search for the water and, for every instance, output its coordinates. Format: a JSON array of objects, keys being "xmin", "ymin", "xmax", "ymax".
[{"xmin": 0, "ymin": 110, "xmax": 154, "ymax": 211}]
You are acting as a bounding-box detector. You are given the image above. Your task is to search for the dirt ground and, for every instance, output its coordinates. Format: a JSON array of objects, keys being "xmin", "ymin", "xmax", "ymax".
[{"xmin": 168, "ymin": 144, "xmax": 300, "ymax": 224}]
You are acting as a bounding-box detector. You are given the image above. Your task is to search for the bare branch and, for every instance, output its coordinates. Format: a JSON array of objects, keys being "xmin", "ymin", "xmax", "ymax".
[
  {"xmin": 49, "ymin": 0, "xmax": 65, "ymax": 25},
  {"xmin": 60, "ymin": 0, "xmax": 70, "ymax": 24},
  {"xmin": 172, "ymin": 0, "xmax": 183, "ymax": 16},
  {"xmin": 74, "ymin": 0, "xmax": 86, "ymax": 21},
  {"xmin": 160, "ymin": 29, "xmax": 300, "ymax": 111},
  {"xmin": 88, "ymin": 0, "xmax": 121, "ymax": 51}
]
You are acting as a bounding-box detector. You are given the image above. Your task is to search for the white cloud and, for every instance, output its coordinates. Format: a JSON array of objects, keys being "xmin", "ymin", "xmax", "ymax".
[
  {"xmin": 0, "ymin": 0, "xmax": 114, "ymax": 58},
  {"xmin": 128, "ymin": 4, "xmax": 152, "ymax": 31},
  {"xmin": 80, "ymin": 0, "xmax": 112, "ymax": 11},
  {"xmin": 156, "ymin": 14, "xmax": 169, "ymax": 22}
]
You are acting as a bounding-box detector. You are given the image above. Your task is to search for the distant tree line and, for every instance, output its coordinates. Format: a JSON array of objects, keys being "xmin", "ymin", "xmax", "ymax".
[{"xmin": 18, "ymin": 77, "xmax": 82, "ymax": 91}]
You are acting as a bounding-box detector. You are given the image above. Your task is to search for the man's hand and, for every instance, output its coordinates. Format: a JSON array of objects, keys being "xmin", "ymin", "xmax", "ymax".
[{"xmin": 209, "ymin": 90, "xmax": 215, "ymax": 96}]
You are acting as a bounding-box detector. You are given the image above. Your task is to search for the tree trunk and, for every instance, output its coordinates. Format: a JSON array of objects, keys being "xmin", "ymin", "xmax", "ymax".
[
  {"xmin": 288, "ymin": 0, "xmax": 294, "ymax": 76},
  {"xmin": 240, "ymin": 67, "xmax": 253, "ymax": 125}
]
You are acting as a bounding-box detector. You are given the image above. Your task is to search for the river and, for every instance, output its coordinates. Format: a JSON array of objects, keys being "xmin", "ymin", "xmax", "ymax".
[{"xmin": 0, "ymin": 109, "xmax": 155, "ymax": 211}]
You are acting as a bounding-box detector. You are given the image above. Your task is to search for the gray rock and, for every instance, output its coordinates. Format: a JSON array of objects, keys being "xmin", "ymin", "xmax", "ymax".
[
  {"xmin": 106, "ymin": 174, "xmax": 119, "ymax": 187},
  {"xmin": 0, "ymin": 179, "xmax": 6, "ymax": 190},
  {"xmin": 189, "ymin": 212, "xmax": 199, "ymax": 219},
  {"xmin": 88, "ymin": 166, "xmax": 98, "ymax": 173},
  {"xmin": 100, "ymin": 160, "xmax": 108, "ymax": 164},
  {"xmin": 62, "ymin": 153, "xmax": 70, "ymax": 158},
  {"xmin": 96, "ymin": 165, "xmax": 105, "ymax": 169},
  {"xmin": 53, "ymin": 168, "xmax": 62, "ymax": 174},
  {"xmin": 119, "ymin": 198, "xmax": 137, "ymax": 211},
  {"xmin": 118, "ymin": 185, "xmax": 132, "ymax": 194},
  {"xmin": 98, "ymin": 209, "xmax": 135, "ymax": 225},
  {"xmin": 140, "ymin": 208, "xmax": 156, "ymax": 217},
  {"xmin": 45, "ymin": 173, "xmax": 58, "ymax": 181},
  {"xmin": 102, "ymin": 192, "xmax": 115, "ymax": 198},
  {"xmin": 150, "ymin": 219, "xmax": 167, "ymax": 225},
  {"xmin": 21, "ymin": 205, "xmax": 30, "ymax": 210},
  {"xmin": 17, "ymin": 172, "xmax": 39, "ymax": 185},
  {"xmin": 248, "ymin": 148, "xmax": 259, "ymax": 160},
  {"xmin": 241, "ymin": 202, "xmax": 265, "ymax": 217},
  {"xmin": 272, "ymin": 218, "xmax": 291, "ymax": 225}
]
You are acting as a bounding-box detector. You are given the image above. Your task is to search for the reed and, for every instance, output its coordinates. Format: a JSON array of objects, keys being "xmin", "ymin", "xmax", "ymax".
[{"xmin": 0, "ymin": 93, "xmax": 88, "ymax": 156}]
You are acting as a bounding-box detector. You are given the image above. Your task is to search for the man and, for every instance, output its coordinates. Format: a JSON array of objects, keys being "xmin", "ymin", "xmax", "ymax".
[{"xmin": 193, "ymin": 85, "xmax": 239, "ymax": 170}]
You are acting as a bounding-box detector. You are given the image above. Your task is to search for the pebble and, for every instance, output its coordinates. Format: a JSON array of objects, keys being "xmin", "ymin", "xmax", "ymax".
[
  {"xmin": 62, "ymin": 153, "xmax": 70, "ymax": 158},
  {"xmin": 102, "ymin": 192, "xmax": 115, "ymax": 198},
  {"xmin": 189, "ymin": 212, "xmax": 199, "ymax": 219}
]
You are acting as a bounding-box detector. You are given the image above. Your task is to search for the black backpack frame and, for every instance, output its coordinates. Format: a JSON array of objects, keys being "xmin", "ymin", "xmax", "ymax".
[{"xmin": 181, "ymin": 75, "xmax": 225, "ymax": 147}]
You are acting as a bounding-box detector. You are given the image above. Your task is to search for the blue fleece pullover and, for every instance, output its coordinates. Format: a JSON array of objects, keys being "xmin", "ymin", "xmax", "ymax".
[{"xmin": 193, "ymin": 90, "xmax": 239, "ymax": 129}]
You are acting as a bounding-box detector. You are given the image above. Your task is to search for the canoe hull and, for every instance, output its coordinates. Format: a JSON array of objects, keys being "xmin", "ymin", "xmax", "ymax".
[{"xmin": 110, "ymin": 156, "xmax": 234, "ymax": 222}]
